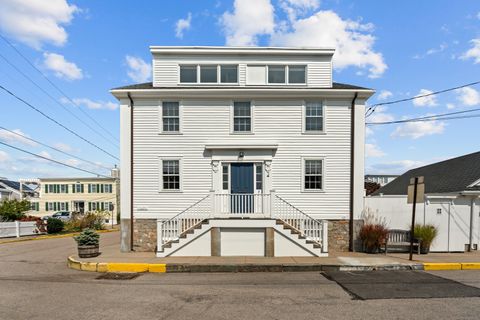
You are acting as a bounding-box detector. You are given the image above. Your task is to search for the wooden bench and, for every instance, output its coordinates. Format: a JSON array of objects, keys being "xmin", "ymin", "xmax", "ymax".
[{"xmin": 384, "ymin": 229, "xmax": 421, "ymax": 254}]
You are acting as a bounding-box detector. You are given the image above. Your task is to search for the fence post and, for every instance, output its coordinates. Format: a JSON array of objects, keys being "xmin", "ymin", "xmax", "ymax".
[
  {"xmin": 269, "ymin": 190, "xmax": 276, "ymax": 219},
  {"xmin": 210, "ymin": 190, "xmax": 216, "ymax": 218},
  {"xmin": 321, "ymin": 220, "xmax": 328, "ymax": 253},
  {"xmin": 15, "ymin": 221, "xmax": 20, "ymax": 238}
]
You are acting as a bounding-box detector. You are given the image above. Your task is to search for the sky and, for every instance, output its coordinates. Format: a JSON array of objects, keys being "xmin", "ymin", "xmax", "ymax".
[{"xmin": 0, "ymin": 0, "xmax": 479, "ymax": 181}]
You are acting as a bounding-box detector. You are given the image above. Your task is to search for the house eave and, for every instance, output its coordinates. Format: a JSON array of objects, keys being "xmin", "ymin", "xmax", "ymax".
[{"xmin": 149, "ymin": 46, "xmax": 336, "ymax": 56}]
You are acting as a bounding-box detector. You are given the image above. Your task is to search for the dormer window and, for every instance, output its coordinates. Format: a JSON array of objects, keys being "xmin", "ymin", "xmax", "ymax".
[
  {"xmin": 180, "ymin": 65, "xmax": 197, "ymax": 83},
  {"xmin": 179, "ymin": 64, "xmax": 238, "ymax": 84},
  {"xmin": 267, "ymin": 65, "xmax": 306, "ymax": 84}
]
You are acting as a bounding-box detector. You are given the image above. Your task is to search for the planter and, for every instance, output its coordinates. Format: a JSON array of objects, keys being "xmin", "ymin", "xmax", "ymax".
[
  {"xmin": 77, "ymin": 244, "xmax": 100, "ymax": 258},
  {"xmin": 420, "ymin": 244, "xmax": 430, "ymax": 255}
]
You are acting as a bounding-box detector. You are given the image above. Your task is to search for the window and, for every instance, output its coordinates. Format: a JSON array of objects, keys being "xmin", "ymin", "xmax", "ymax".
[
  {"xmin": 305, "ymin": 102, "xmax": 323, "ymax": 132},
  {"xmin": 221, "ymin": 65, "xmax": 238, "ymax": 83},
  {"xmin": 104, "ymin": 184, "xmax": 112, "ymax": 193},
  {"xmin": 304, "ymin": 159, "xmax": 323, "ymax": 190},
  {"xmin": 200, "ymin": 65, "xmax": 217, "ymax": 83},
  {"xmin": 91, "ymin": 202, "xmax": 97, "ymax": 211},
  {"xmin": 180, "ymin": 65, "xmax": 197, "ymax": 83},
  {"xmin": 222, "ymin": 163, "xmax": 229, "ymax": 190},
  {"xmin": 162, "ymin": 102, "xmax": 180, "ymax": 132},
  {"xmin": 47, "ymin": 202, "xmax": 54, "ymax": 211},
  {"xmin": 60, "ymin": 202, "xmax": 66, "ymax": 211},
  {"xmin": 268, "ymin": 65, "xmax": 285, "ymax": 83},
  {"xmin": 288, "ymin": 65, "xmax": 306, "ymax": 84},
  {"xmin": 233, "ymin": 102, "xmax": 251, "ymax": 132},
  {"xmin": 162, "ymin": 160, "xmax": 180, "ymax": 190},
  {"xmin": 75, "ymin": 183, "xmax": 83, "ymax": 193},
  {"xmin": 255, "ymin": 164, "xmax": 263, "ymax": 191},
  {"xmin": 60, "ymin": 184, "xmax": 67, "ymax": 193},
  {"xmin": 90, "ymin": 184, "xmax": 98, "ymax": 193}
]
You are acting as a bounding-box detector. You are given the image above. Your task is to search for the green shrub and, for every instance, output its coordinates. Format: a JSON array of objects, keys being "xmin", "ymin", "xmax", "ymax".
[
  {"xmin": 414, "ymin": 224, "xmax": 438, "ymax": 248},
  {"xmin": 63, "ymin": 211, "xmax": 107, "ymax": 232},
  {"xmin": 74, "ymin": 228, "xmax": 99, "ymax": 246},
  {"xmin": 0, "ymin": 199, "xmax": 31, "ymax": 221},
  {"xmin": 46, "ymin": 217, "xmax": 64, "ymax": 234}
]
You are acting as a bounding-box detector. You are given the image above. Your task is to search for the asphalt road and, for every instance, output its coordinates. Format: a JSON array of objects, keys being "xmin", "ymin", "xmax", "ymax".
[{"xmin": 0, "ymin": 232, "xmax": 479, "ymax": 320}]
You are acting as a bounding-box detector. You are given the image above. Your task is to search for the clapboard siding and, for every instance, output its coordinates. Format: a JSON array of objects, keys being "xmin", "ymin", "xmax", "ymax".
[
  {"xmin": 132, "ymin": 98, "xmax": 352, "ymax": 219},
  {"xmin": 152, "ymin": 54, "xmax": 332, "ymax": 88}
]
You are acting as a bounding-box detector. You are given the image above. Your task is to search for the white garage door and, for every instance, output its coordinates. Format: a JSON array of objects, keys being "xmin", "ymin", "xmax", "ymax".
[{"xmin": 220, "ymin": 228, "xmax": 265, "ymax": 256}]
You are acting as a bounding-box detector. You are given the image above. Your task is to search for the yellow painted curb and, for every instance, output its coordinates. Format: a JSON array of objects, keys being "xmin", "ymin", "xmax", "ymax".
[
  {"xmin": 423, "ymin": 263, "xmax": 462, "ymax": 270},
  {"xmin": 461, "ymin": 263, "xmax": 480, "ymax": 270},
  {"xmin": 107, "ymin": 263, "xmax": 150, "ymax": 273},
  {"xmin": 149, "ymin": 264, "xmax": 167, "ymax": 273},
  {"xmin": 1, "ymin": 228, "xmax": 118, "ymax": 244},
  {"xmin": 97, "ymin": 263, "xmax": 108, "ymax": 273}
]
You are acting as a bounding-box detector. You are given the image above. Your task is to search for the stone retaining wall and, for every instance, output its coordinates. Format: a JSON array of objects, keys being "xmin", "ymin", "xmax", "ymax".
[{"xmin": 133, "ymin": 219, "xmax": 156, "ymax": 252}]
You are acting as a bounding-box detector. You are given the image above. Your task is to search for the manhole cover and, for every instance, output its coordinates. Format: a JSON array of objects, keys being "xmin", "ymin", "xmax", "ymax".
[
  {"xmin": 322, "ymin": 270, "xmax": 480, "ymax": 300},
  {"xmin": 96, "ymin": 273, "xmax": 141, "ymax": 280}
]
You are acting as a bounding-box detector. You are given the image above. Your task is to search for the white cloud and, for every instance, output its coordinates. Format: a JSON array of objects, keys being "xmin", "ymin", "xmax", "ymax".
[
  {"xmin": 0, "ymin": 150, "xmax": 10, "ymax": 162},
  {"xmin": 412, "ymin": 89, "xmax": 437, "ymax": 107},
  {"xmin": 280, "ymin": 0, "xmax": 320, "ymax": 21},
  {"xmin": 446, "ymin": 103, "xmax": 455, "ymax": 109},
  {"xmin": 0, "ymin": 128, "xmax": 37, "ymax": 146},
  {"xmin": 368, "ymin": 106, "xmax": 394, "ymax": 123},
  {"xmin": 456, "ymin": 87, "xmax": 480, "ymax": 106},
  {"xmin": 271, "ymin": 10, "xmax": 387, "ymax": 78},
  {"xmin": 366, "ymin": 159, "xmax": 426, "ymax": 175},
  {"xmin": 413, "ymin": 43, "xmax": 447, "ymax": 59},
  {"xmin": 377, "ymin": 90, "xmax": 392, "ymax": 100},
  {"xmin": 391, "ymin": 120, "xmax": 445, "ymax": 139},
  {"xmin": 43, "ymin": 52, "xmax": 83, "ymax": 80},
  {"xmin": 365, "ymin": 143, "xmax": 385, "ymax": 158},
  {"xmin": 175, "ymin": 12, "xmax": 192, "ymax": 39},
  {"xmin": 0, "ymin": 0, "xmax": 78, "ymax": 49},
  {"xmin": 125, "ymin": 55, "xmax": 151, "ymax": 83},
  {"xmin": 53, "ymin": 142, "xmax": 72, "ymax": 152},
  {"xmin": 220, "ymin": 0, "xmax": 275, "ymax": 46},
  {"xmin": 460, "ymin": 39, "xmax": 480, "ymax": 64},
  {"xmin": 72, "ymin": 98, "xmax": 118, "ymax": 111},
  {"xmin": 365, "ymin": 126, "xmax": 374, "ymax": 137}
]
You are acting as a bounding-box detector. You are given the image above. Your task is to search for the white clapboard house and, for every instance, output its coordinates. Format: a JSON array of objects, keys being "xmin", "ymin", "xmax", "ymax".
[{"xmin": 111, "ymin": 46, "xmax": 374, "ymax": 257}]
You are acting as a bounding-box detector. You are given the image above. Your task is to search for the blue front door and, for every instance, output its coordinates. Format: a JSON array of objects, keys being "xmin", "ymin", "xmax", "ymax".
[{"xmin": 230, "ymin": 163, "xmax": 254, "ymax": 213}]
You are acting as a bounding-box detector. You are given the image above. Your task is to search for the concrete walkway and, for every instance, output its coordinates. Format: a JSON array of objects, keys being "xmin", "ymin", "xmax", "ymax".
[{"xmin": 67, "ymin": 232, "xmax": 480, "ymax": 272}]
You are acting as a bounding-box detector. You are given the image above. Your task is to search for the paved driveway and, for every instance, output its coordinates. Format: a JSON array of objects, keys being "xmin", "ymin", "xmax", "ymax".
[{"xmin": 0, "ymin": 233, "xmax": 479, "ymax": 320}]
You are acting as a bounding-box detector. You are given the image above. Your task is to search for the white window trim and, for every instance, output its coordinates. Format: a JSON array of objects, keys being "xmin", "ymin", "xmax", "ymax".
[
  {"xmin": 302, "ymin": 100, "xmax": 326, "ymax": 134},
  {"xmin": 230, "ymin": 100, "xmax": 255, "ymax": 134},
  {"xmin": 159, "ymin": 157, "xmax": 183, "ymax": 192},
  {"xmin": 178, "ymin": 64, "xmax": 239, "ymax": 85},
  {"xmin": 159, "ymin": 100, "xmax": 183, "ymax": 135},
  {"xmin": 301, "ymin": 157, "xmax": 325, "ymax": 193}
]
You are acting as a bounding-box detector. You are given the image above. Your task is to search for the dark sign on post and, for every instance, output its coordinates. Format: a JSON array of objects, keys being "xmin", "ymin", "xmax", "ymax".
[{"xmin": 408, "ymin": 176, "xmax": 424, "ymax": 261}]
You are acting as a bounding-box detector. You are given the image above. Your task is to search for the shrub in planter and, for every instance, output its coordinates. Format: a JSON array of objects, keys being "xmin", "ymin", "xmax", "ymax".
[
  {"xmin": 74, "ymin": 228, "xmax": 100, "ymax": 258},
  {"xmin": 46, "ymin": 217, "xmax": 64, "ymax": 234},
  {"xmin": 414, "ymin": 224, "xmax": 438, "ymax": 254}
]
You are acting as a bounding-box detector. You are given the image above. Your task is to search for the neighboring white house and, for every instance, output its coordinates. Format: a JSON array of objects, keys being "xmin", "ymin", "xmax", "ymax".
[
  {"xmin": 0, "ymin": 178, "xmax": 35, "ymax": 202},
  {"xmin": 365, "ymin": 151, "xmax": 480, "ymax": 252},
  {"xmin": 111, "ymin": 46, "xmax": 374, "ymax": 257},
  {"xmin": 365, "ymin": 174, "xmax": 399, "ymax": 186}
]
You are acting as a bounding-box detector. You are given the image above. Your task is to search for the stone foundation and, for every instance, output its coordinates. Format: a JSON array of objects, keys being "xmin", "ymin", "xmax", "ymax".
[
  {"xmin": 327, "ymin": 219, "xmax": 363, "ymax": 252},
  {"xmin": 133, "ymin": 219, "xmax": 157, "ymax": 252}
]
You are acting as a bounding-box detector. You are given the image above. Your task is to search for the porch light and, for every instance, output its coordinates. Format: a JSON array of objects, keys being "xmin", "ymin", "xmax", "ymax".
[{"xmin": 238, "ymin": 151, "xmax": 245, "ymax": 159}]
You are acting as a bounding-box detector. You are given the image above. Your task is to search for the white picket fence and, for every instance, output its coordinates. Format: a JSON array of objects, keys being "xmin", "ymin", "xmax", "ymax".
[{"xmin": 0, "ymin": 221, "xmax": 39, "ymax": 238}]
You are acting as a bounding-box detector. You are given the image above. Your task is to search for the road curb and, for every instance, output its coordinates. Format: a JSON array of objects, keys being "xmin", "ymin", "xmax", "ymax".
[
  {"xmin": 423, "ymin": 262, "xmax": 480, "ymax": 270},
  {"xmin": 1, "ymin": 229, "xmax": 118, "ymax": 245},
  {"xmin": 66, "ymin": 256, "xmax": 425, "ymax": 273}
]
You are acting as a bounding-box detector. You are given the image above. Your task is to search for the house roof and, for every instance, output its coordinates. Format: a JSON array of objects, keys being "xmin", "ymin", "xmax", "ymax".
[
  {"xmin": 372, "ymin": 151, "xmax": 480, "ymax": 196},
  {"xmin": 111, "ymin": 82, "xmax": 372, "ymax": 91},
  {"xmin": 0, "ymin": 179, "xmax": 34, "ymax": 192}
]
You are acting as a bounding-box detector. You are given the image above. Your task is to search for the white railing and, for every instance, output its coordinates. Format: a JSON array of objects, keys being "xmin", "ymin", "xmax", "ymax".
[
  {"xmin": 0, "ymin": 221, "xmax": 39, "ymax": 238},
  {"xmin": 273, "ymin": 194, "xmax": 328, "ymax": 252},
  {"xmin": 215, "ymin": 193, "xmax": 270, "ymax": 216},
  {"xmin": 157, "ymin": 194, "xmax": 211, "ymax": 252}
]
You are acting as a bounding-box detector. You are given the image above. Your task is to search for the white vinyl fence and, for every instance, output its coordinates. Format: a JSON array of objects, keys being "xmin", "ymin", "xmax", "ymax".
[{"xmin": 0, "ymin": 221, "xmax": 39, "ymax": 238}]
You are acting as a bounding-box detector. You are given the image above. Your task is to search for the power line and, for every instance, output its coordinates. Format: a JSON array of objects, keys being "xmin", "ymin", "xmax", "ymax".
[
  {"xmin": 367, "ymin": 107, "xmax": 480, "ymax": 125},
  {"xmin": 0, "ymin": 140, "xmax": 111, "ymax": 178},
  {"xmin": 0, "ymin": 126, "xmax": 113, "ymax": 171},
  {"xmin": 365, "ymin": 80, "xmax": 480, "ymax": 118},
  {"xmin": 0, "ymin": 84, "xmax": 119, "ymax": 161},
  {"xmin": 0, "ymin": 33, "xmax": 119, "ymax": 143},
  {"xmin": 0, "ymin": 52, "xmax": 119, "ymax": 149}
]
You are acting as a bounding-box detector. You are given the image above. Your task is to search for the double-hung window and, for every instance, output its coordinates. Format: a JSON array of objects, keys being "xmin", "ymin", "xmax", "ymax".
[
  {"xmin": 162, "ymin": 160, "xmax": 180, "ymax": 190},
  {"xmin": 162, "ymin": 102, "xmax": 180, "ymax": 133},
  {"xmin": 233, "ymin": 102, "xmax": 251, "ymax": 133},
  {"xmin": 304, "ymin": 159, "xmax": 323, "ymax": 191},
  {"xmin": 305, "ymin": 102, "xmax": 324, "ymax": 132}
]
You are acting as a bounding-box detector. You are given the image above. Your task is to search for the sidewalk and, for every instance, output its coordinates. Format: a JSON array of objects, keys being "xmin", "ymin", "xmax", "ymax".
[{"xmin": 68, "ymin": 232, "xmax": 480, "ymax": 273}]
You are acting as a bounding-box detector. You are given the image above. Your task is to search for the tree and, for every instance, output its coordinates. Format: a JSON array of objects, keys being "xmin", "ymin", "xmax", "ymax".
[{"xmin": 0, "ymin": 199, "xmax": 31, "ymax": 221}]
